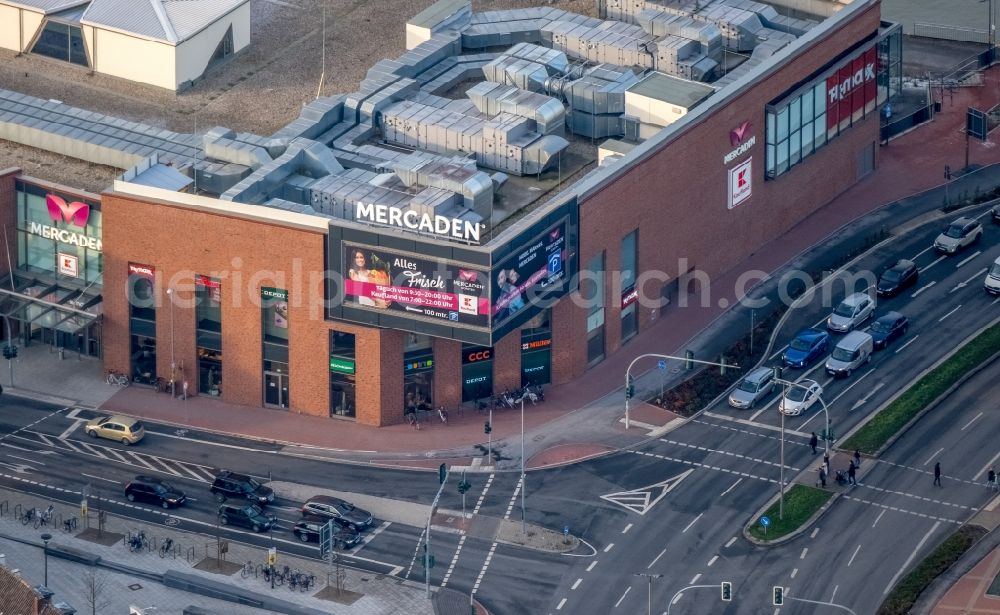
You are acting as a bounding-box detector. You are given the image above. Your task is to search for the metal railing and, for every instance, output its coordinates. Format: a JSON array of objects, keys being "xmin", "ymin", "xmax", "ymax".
[{"xmin": 914, "ymin": 22, "xmax": 990, "ymax": 45}]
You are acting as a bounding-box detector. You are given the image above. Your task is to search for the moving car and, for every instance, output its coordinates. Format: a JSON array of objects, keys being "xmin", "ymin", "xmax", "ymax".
[
  {"xmin": 210, "ymin": 470, "xmax": 274, "ymax": 506},
  {"xmin": 827, "ymin": 292, "xmax": 875, "ymax": 333},
  {"xmin": 779, "ymin": 379, "xmax": 822, "ymax": 416},
  {"xmin": 825, "ymin": 330, "xmax": 874, "ymax": 377},
  {"xmin": 124, "ymin": 475, "xmax": 186, "ymax": 509},
  {"xmin": 985, "ymin": 256, "xmax": 1000, "ymax": 295},
  {"xmin": 301, "ymin": 495, "xmax": 374, "ymax": 531},
  {"xmin": 728, "ymin": 367, "xmax": 776, "ymax": 409},
  {"xmin": 293, "ymin": 514, "xmax": 362, "ymax": 548},
  {"xmin": 85, "ymin": 415, "xmax": 145, "ymax": 445},
  {"xmin": 782, "ymin": 328, "xmax": 830, "ymax": 368},
  {"xmin": 876, "ymin": 259, "xmax": 918, "ymax": 297},
  {"xmin": 934, "ymin": 217, "xmax": 982, "ymax": 254},
  {"xmin": 217, "ymin": 503, "xmax": 275, "ymax": 532},
  {"xmin": 868, "ymin": 311, "xmax": 909, "ymax": 350}
]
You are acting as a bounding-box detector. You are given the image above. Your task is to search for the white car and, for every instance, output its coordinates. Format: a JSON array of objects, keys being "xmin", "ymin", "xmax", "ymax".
[
  {"xmin": 827, "ymin": 292, "xmax": 875, "ymax": 333},
  {"xmin": 934, "ymin": 217, "xmax": 982, "ymax": 254},
  {"xmin": 779, "ymin": 380, "xmax": 823, "ymax": 416}
]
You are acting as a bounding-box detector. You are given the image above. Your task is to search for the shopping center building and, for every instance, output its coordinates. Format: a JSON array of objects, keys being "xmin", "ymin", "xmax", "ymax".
[{"xmin": 0, "ymin": 0, "xmax": 901, "ymax": 425}]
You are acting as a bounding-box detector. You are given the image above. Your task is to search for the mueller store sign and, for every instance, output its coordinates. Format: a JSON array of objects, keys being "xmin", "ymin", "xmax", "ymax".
[{"xmin": 826, "ymin": 46, "xmax": 877, "ymax": 133}]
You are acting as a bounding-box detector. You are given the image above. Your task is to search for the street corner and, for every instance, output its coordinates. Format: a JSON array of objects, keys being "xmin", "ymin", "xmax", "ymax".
[
  {"xmin": 619, "ymin": 402, "xmax": 684, "ymax": 437},
  {"xmin": 525, "ymin": 443, "xmax": 616, "ymax": 470}
]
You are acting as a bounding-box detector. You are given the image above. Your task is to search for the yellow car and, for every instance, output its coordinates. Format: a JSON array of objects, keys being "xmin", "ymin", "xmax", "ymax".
[{"xmin": 85, "ymin": 415, "xmax": 145, "ymax": 445}]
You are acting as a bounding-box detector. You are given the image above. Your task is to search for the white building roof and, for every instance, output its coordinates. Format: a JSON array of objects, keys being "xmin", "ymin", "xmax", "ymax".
[
  {"xmin": 1, "ymin": 0, "xmax": 89, "ymax": 15},
  {"xmin": 80, "ymin": 0, "xmax": 248, "ymax": 45}
]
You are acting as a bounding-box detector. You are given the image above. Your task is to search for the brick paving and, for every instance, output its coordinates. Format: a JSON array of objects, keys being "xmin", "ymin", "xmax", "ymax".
[{"xmin": 932, "ymin": 543, "xmax": 1000, "ymax": 614}]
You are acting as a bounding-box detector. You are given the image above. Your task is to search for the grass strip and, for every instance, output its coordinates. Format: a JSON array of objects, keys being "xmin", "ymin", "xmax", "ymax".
[
  {"xmin": 747, "ymin": 485, "xmax": 831, "ymax": 542},
  {"xmin": 843, "ymin": 321, "xmax": 1000, "ymax": 454},
  {"xmin": 878, "ymin": 525, "xmax": 987, "ymax": 615}
]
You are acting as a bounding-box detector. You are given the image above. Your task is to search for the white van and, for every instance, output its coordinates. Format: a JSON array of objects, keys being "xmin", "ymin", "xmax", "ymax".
[
  {"xmin": 825, "ymin": 330, "xmax": 874, "ymax": 378},
  {"xmin": 985, "ymin": 256, "xmax": 1000, "ymax": 295}
]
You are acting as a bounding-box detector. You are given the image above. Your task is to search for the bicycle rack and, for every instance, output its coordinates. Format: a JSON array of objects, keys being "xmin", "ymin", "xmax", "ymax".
[
  {"xmin": 0, "ymin": 500, "xmax": 7, "ymax": 517},
  {"xmin": 13, "ymin": 503, "xmax": 22, "ymax": 519},
  {"xmin": 186, "ymin": 546, "xmax": 196, "ymax": 564}
]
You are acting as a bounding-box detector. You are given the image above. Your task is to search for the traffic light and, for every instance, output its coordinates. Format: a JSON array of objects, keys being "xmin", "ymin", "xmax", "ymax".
[
  {"xmin": 625, "ymin": 374, "xmax": 635, "ymax": 400},
  {"xmin": 2, "ymin": 345, "xmax": 14, "ymax": 360},
  {"xmin": 438, "ymin": 463, "xmax": 447, "ymax": 485},
  {"xmin": 772, "ymin": 586, "xmax": 784, "ymax": 606},
  {"xmin": 685, "ymin": 350, "xmax": 694, "ymax": 370},
  {"xmin": 721, "ymin": 581, "xmax": 732, "ymax": 602},
  {"xmin": 484, "ymin": 421, "xmax": 492, "ymax": 435}
]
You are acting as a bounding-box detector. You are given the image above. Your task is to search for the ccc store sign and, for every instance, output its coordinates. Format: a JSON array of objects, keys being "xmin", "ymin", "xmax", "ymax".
[{"xmin": 464, "ymin": 347, "xmax": 493, "ymax": 364}]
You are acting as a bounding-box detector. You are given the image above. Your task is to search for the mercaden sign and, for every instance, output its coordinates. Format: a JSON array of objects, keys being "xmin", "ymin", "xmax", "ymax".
[{"xmin": 355, "ymin": 201, "xmax": 482, "ymax": 243}]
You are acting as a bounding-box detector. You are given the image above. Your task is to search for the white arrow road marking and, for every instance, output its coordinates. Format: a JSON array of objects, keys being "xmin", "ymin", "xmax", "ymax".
[
  {"xmin": 599, "ymin": 469, "xmax": 694, "ymax": 515},
  {"xmin": 851, "ymin": 382, "xmax": 886, "ymax": 411},
  {"xmin": 0, "ymin": 461, "xmax": 33, "ymax": 473}
]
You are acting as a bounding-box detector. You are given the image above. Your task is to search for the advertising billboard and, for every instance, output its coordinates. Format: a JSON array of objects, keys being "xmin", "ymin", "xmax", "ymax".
[
  {"xmin": 826, "ymin": 46, "xmax": 877, "ymax": 135},
  {"xmin": 728, "ymin": 157, "xmax": 752, "ymax": 209},
  {"xmin": 490, "ymin": 219, "xmax": 568, "ymax": 329},
  {"xmin": 342, "ymin": 243, "xmax": 490, "ymax": 329}
]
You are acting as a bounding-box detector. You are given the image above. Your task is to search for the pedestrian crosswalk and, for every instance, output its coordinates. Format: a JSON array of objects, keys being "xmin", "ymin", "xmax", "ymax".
[{"xmin": 12, "ymin": 429, "xmax": 218, "ymax": 483}]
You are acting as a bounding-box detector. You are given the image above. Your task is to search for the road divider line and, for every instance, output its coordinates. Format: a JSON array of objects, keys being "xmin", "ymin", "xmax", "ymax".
[
  {"xmin": 894, "ymin": 335, "xmax": 920, "ymax": 354},
  {"xmin": 883, "ymin": 521, "xmax": 941, "ymax": 595},
  {"xmin": 690, "ymin": 573, "xmax": 702, "ymax": 584},
  {"xmin": 975, "ymin": 451, "xmax": 1000, "ymax": 481},
  {"xmin": 556, "ymin": 598, "xmax": 567, "ymax": 610},
  {"xmin": 810, "ymin": 528, "xmax": 819, "ymax": 539},
  {"xmin": 961, "ymin": 412, "xmax": 984, "ymax": 431},
  {"xmin": 571, "ymin": 578, "xmax": 582, "ymax": 590},
  {"xmin": 951, "ymin": 267, "xmax": 989, "ymax": 293},
  {"xmin": 919, "ymin": 256, "xmax": 945, "ymax": 274},
  {"xmin": 800, "ymin": 548, "xmax": 808, "ymax": 560},
  {"xmin": 58, "ymin": 421, "xmax": 83, "ymax": 440},
  {"xmin": 81, "ymin": 472, "xmax": 120, "ymax": 484},
  {"xmin": 682, "ymin": 513, "xmax": 703, "ymax": 533},
  {"xmin": 955, "ymin": 250, "xmax": 982, "ymax": 269},
  {"xmin": 725, "ymin": 537, "xmax": 737, "ymax": 548},
  {"xmin": 938, "ymin": 305, "xmax": 962, "ymax": 322},
  {"xmin": 707, "ymin": 555, "xmax": 718, "ymax": 566},
  {"xmin": 790, "ymin": 568, "xmax": 798, "ymax": 579},
  {"xmin": 911, "ymin": 281, "xmax": 936, "ymax": 298},
  {"xmin": 924, "ymin": 447, "xmax": 945, "ymax": 466},
  {"xmin": 702, "ymin": 412, "xmax": 811, "ymax": 438},
  {"xmin": 848, "ymin": 544, "xmax": 861, "ymax": 567},
  {"xmin": 672, "ymin": 592, "xmax": 683, "ymax": 605},
  {"xmin": 615, "ymin": 587, "xmax": 631, "ymax": 607},
  {"xmin": 720, "ymin": 478, "xmax": 742, "ymax": 497},
  {"xmin": 622, "ymin": 523, "xmax": 633, "ymax": 534},
  {"xmin": 604, "ymin": 543, "xmax": 615, "ymax": 553},
  {"xmin": 873, "ymin": 510, "xmax": 886, "ymax": 527},
  {"xmin": 587, "ymin": 561, "xmax": 598, "ymax": 572}
]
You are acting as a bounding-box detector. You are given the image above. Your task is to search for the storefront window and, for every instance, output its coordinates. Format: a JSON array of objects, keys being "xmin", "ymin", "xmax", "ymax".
[
  {"xmin": 620, "ymin": 231, "xmax": 638, "ymax": 342},
  {"xmin": 196, "ymin": 275, "xmax": 222, "ymax": 396},
  {"xmin": 583, "ymin": 252, "xmax": 605, "ymax": 365},
  {"xmin": 330, "ymin": 331, "xmax": 356, "ymax": 418},
  {"xmin": 128, "ymin": 263, "xmax": 156, "ymax": 383},
  {"xmin": 521, "ymin": 309, "xmax": 551, "ymax": 387},
  {"xmin": 404, "ymin": 334, "xmax": 434, "ymax": 415},
  {"xmin": 462, "ymin": 344, "xmax": 494, "ymax": 402},
  {"xmin": 261, "ymin": 287, "xmax": 289, "ymax": 408}
]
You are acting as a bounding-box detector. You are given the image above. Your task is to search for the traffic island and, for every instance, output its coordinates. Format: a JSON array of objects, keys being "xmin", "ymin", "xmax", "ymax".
[
  {"xmin": 495, "ymin": 520, "xmax": 579, "ymax": 553},
  {"xmin": 745, "ymin": 485, "xmax": 832, "ymax": 544}
]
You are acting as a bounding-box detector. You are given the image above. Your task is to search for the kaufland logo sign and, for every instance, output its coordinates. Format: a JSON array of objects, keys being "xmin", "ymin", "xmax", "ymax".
[
  {"xmin": 724, "ymin": 121, "xmax": 755, "ymax": 164},
  {"xmin": 26, "ymin": 195, "xmax": 102, "ymax": 251}
]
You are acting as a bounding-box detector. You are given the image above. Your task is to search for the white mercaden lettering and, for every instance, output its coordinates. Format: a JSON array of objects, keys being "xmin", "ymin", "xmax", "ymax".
[
  {"xmin": 354, "ymin": 201, "xmax": 481, "ymax": 243},
  {"xmin": 723, "ymin": 135, "xmax": 756, "ymax": 164},
  {"xmin": 27, "ymin": 222, "xmax": 102, "ymax": 251}
]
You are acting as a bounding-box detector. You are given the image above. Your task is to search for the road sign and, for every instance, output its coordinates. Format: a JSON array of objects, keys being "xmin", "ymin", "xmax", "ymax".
[
  {"xmin": 267, "ymin": 547, "xmax": 276, "ymax": 566},
  {"xmin": 657, "ymin": 360, "xmax": 667, "ymax": 370},
  {"xmin": 80, "ymin": 499, "xmax": 88, "ymax": 518},
  {"xmin": 968, "ymin": 107, "xmax": 989, "ymax": 141},
  {"xmin": 760, "ymin": 516, "xmax": 770, "ymax": 528},
  {"xmin": 563, "ymin": 525, "xmax": 570, "ymax": 537},
  {"xmin": 320, "ymin": 519, "xmax": 337, "ymax": 557}
]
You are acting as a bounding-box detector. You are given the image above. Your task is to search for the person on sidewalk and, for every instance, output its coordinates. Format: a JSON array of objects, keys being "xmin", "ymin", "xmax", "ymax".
[
  {"xmin": 817, "ymin": 465, "xmax": 827, "ymax": 488},
  {"xmin": 848, "ymin": 460, "xmax": 857, "ymax": 486},
  {"xmin": 810, "ymin": 432, "xmax": 818, "ymax": 455},
  {"xmin": 934, "ymin": 462, "xmax": 942, "ymax": 487},
  {"xmin": 853, "ymin": 449, "xmax": 861, "ymax": 469},
  {"xmin": 823, "ymin": 453, "xmax": 830, "ymax": 477},
  {"xmin": 987, "ymin": 467, "xmax": 997, "ymax": 491}
]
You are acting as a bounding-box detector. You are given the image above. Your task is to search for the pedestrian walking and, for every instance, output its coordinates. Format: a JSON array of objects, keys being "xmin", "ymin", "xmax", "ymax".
[
  {"xmin": 934, "ymin": 462, "xmax": 942, "ymax": 487},
  {"xmin": 987, "ymin": 468, "xmax": 997, "ymax": 492},
  {"xmin": 817, "ymin": 465, "xmax": 827, "ymax": 488},
  {"xmin": 810, "ymin": 432, "xmax": 818, "ymax": 455},
  {"xmin": 823, "ymin": 453, "xmax": 830, "ymax": 477},
  {"xmin": 848, "ymin": 460, "xmax": 857, "ymax": 486},
  {"xmin": 853, "ymin": 449, "xmax": 861, "ymax": 469}
]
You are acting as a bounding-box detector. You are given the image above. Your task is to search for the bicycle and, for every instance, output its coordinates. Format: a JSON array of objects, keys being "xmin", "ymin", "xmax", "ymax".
[
  {"xmin": 62, "ymin": 517, "xmax": 78, "ymax": 533},
  {"xmin": 105, "ymin": 369, "xmax": 130, "ymax": 387},
  {"xmin": 240, "ymin": 559, "xmax": 256, "ymax": 579},
  {"xmin": 35, "ymin": 504, "xmax": 54, "ymax": 529},
  {"xmin": 21, "ymin": 507, "xmax": 36, "ymax": 526},
  {"xmin": 288, "ymin": 568, "xmax": 300, "ymax": 591},
  {"xmin": 299, "ymin": 572, "xmax": 315, "ymax": 592},
  {"xmin": 127, "ymin": 530, "xmax": 149, "ymax": 552},
  {"xmin": 159, "ymin": 537, "xmax": 174, "ymax": 558}
]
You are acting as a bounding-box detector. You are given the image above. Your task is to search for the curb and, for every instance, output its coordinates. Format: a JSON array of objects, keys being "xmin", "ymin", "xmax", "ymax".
[{"xmin": 741, "ymin": 486, "xmax": 837, "ymax": 547}]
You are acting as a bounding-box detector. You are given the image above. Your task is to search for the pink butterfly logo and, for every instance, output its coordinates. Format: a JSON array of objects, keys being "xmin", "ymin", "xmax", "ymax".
[
  {"xmin": 549, "ymin": 228, "xmax": 561, "ymax": 241},
  {"xmin": 458, "ymin": 270, "xmax": 478, "ymax": 282},
  {"xmin": 46, "ymin": 195, "xmax": 90, "ymax": 228},
  {"xmin": 730, "ymin": 121, "xmax": 752, "ymax": 147}
]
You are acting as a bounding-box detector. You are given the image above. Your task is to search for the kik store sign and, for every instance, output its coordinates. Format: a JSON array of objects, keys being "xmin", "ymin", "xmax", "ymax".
[{"xmin": 26, "ymin": 195, "xmax": 102, "ymax": 251}]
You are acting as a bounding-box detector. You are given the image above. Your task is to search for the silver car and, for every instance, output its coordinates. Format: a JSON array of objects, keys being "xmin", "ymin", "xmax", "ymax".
[
  {"xmin": 934, "ymin": 217, "xmax": 982, "ymax": 254},
  {"xmin": 779, "ymin": 380, "xmax": 823, "ymax": 416},
  {"xmin": 827, "ymin": 292, "xmax": 875, "ymax": 333},
  {"xmin": 728, "ymin": 367, "xmax": 776, "ymax": 409}
]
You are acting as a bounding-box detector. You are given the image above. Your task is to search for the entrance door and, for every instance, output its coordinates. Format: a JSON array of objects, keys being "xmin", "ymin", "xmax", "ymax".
[{"xmin": 264, "ymin": 371, "xmax": 289, "ymax": 408}]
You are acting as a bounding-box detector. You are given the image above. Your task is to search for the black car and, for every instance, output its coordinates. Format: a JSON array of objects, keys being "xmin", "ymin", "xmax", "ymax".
[
  {"xmin": 868, "ymin": 311, "xmax": 909, "ymax": 350},
  {"xmin": 211, "ymin": 470, "xmax": 274, "ymax": 506},
  {"xmin": 301, "ymin": 495, "xmax": 374, "ymax": 531},
  {"xmin": 293, "ymin": 515, "xmax": 362, "ymax": 548},
  {"xmin": 124, "ymin": 475, "xmax": 186, "ymax": 509},
  {"xmin": 876, "ymin": 259, "xmax": 918, "ymax": 297},
  {"xmin": 217, "ymin": 503, "xmax": 275, "ymax": 532}
]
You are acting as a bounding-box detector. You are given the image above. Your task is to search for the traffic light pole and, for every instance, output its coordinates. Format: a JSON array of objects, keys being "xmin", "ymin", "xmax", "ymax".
[{"xmin": 624, "ymin": 354, "xmax": 739, "ymax": 429}]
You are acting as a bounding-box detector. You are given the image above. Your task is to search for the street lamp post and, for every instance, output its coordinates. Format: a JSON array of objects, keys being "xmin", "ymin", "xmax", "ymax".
[
  {"xmin": 773, "ymin": 377, "xmax": 832, "ymax": 519},
  {"xmin": 520, "ymin": 396, "xmax": 526, "ymax": 534},
  {"xmin": 624, "ymin": 354, "xmax": 739, "ymax": 429},
  {"xmin": 40, "ymin": 532, "xmax": 52, "ymax": 586},
  {"xmin": 635, "ymin": 573, "xmax": 663, "ymax": 615},
  {"xmin": 166, "ymin": 288, "xmax": 175, "ymax": 398}
]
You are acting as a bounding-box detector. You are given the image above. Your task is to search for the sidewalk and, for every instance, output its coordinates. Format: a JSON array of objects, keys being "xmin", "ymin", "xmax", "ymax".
[{"xmin": 12, "ymin": 70, "xmax": 1000, "ymax": 468}]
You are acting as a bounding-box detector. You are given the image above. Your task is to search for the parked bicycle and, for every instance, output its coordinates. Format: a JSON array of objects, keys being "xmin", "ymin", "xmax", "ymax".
[
  {"xmin": 127, "ymin": 530, "xmax": 149, "ymax": 552},
  {"xmin": 298, "ymin": 572, "xmax": 315, "ymax": 592},
  {"xmin": 62, "ymin": 517, "xmax": 78, "ymax": 533},
  {"xmin": 240, "ymin": 559, "xmax": 257, "ymax": 578},
  {"xmin": 105, "ymin": 369, "xmax": 130, "ymax": 387},
  {"xmin": 34, "ymin": 504, "xmax": 54, "ymax": 529},
  {"xmin": 20, "ymin": 507, "xmax": 36, "ymax": 526},
  {"xmin": 159, "ymin": 537, "xmax": 174, "ymax": 558}
]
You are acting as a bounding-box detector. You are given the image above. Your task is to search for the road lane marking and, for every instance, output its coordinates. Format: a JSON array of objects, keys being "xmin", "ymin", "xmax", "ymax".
[
  {"xmin": 790, "ymin": 568, "xmax": 798, "ymax": 579},
  {"xmin": 938, "ymin": 305, "xmax": 962, "ymax": 322},
  {"xmin": 883, "ymin": 521, "xmax": 941, "ymax": 594},
  {"xmin": 81, "ymin": 472, "xmax": 120, "ymax": 484},
  {"xmin": 851, "ymin": 382, "xmax": 886, "ymax": 411},
  {"xmin": 911, "ymin": 281, "xmax": 936, "ymax": 297},
  {"xmin": 955, "ymin": 250, "xmax": 982, "ymax": 269},
  {"xmin": 622, "ymin": 523, "xmax": 633, "ymax": 534},
  {"xmin": 648, "ymin": 549, "xmax": 666, "ymax": 569},
  {"xmin": 975, "ymin": 451, "xmax": 1000, "ymax": 480},
  {"xmin": 720, "ymin": 478, "xmax": 742, "ymax": 497},
  {"xmin": 633, "ymin": 450, "xmax": 777, "ymax": 483},
  {"xmin": 105, "ymin": 449, "xmax": 129, "ymax": 463},
  {"xmin": 749, "ymin": 404, "xmax": 770, "ymax": 422},
  {"xmin": 701, "ymin": 412, "xmax": 811, "ymax": 438},
  {"xmin": 848, "ymin": 545, "xmax": 861, "ymax": 567},
  {"xmin": 440, "ymin": 534, "xmax": 467, "ymax": 588},
  {"xmin": 571, "ymin": 578, "xmax": 582, "ymax": 590},
  {"xmin": 831, "ymin": 585, "xmax": 839, "ymax": 602},
  {"xmin": 5, "ymin": 454, "xmax": 42, "ymax": 466},
  {"xmin": 910, "ymin": 245, "xmax": 935, "ymax": 260},
  {"xmin": 682, "ymin": 513, "xmax": 703, "ymax": 533},
  {"xmin": 950, "ymin": 267, "xmax": 988, "ymax": 292},
  {"xmin": 844, "ymin": 496, "xmax": 961, "ymax": 524},
  {"xmin": 919, "ymin": 255, "xmax": 945, "ymax": 274},
  {"xmin": 672, "ymin": 592, "xmax": 683, "ymax": 605},
  {"xmin": 962, "ymin": 412, "xmax": 984, "ymax": 431},
  {"xmin": 810, "ymin": 528, "xmax": 819, "ymax": 539},
  {"xmin": 894, "ymin": 335, "xmax": 920, "ymax": 354},
  {"xmin": 873, "ymin": 510, "xmax": 886, "ymax": 527},
  {"xmin": 604, "ymin": 543, "xmax": 614, "ymax": 553},
  {"xmin": 58, "ymin": 421, "xmax": 83, "ymax": 440},
  {"xmin": 556, "ymin": 598, "xmax": 567, "ymax": 610},
  {"xmin": 707, "ymin": 555, "xmax": 718, "ymax": 566},
  {"xmin": 924, "ymin": 447, "xmax": 945, "ymax": 466},
  {"xmin": 725, "ymin": 537, "xmax": 737, "ymax": 548},
  {"xmin": 587, "ymin": 560, "xmax": 598, "ymax": 572},
  {"xmin": 127, "ymin": 452, "xmax": 158, "ymax": 472},
  {"xmin": 615, "ymin": 587, "xmax": 631, "ymax": 607},
  {"xmin": 692, "ymin": 419, "xmax": 812, "ymax": 448},
  {"xmin": 800, "ymin": 548, "xmax": 808, "ymax": 560},
  {"xmin": 690, "ymin": 573, "xmax": 701, "ymax": 584},
  {"xmin": 80, "ymin": 443, "xmax": 109, "ymax": 459},
  {"xmin": 661, "ymin": 439, "xmax": 795, "ymax": 470}
]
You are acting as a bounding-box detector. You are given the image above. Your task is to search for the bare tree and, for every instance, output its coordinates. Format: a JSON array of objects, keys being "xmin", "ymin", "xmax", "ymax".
[{"xmin": 81, "ymin": 570, "xmax": 110, "ymax": 615}]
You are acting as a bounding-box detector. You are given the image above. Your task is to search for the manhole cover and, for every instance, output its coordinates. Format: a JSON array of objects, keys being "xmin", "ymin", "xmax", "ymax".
[
  {"xmin": 128, "ymin": 583, "xmax": 142, "ymax": 591},
  {"xmin": 164, "ymin": 518, "xmax": 179, "ymax": 526},
  {"xmin": 532, "ymin": 434, "xmax": 545, "ymax": 442}
]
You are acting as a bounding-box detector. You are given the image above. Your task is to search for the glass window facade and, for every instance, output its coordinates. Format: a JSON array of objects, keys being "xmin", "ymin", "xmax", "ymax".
[
  {"xmin": 583, "ymin": 252, "xmax": 605, "ymax": 365},
  {"xmin": 329, "ymin": 331, "xmax": 356, "ymax": 418},
  {"xmin": 521, "ymin": 309, "xmax": 551, "ymax": 387},
  {"xmin": 128, "ymin": 264, "xmax": 156, "ymax": 384},
  {"xmin": 195, "ymin": 276, "xmax": 222, "ymax": 396},
  {"xmin": 404, "ymin": 334, "xmax": 434, "ymax": 414},
  {"xmin": 261, "ymin": 288, "xmax": 289, "ymax": 408},
  {"xmin": 31, "ymin": 20, "xmax": 88, "ymax": 66},
  {"xmin": 620, "ymin": 231, "xmax": 638, "ymax": 342},
  {"xmin": 16, "ymin": 181, "xmax": 102, "ymax": 285}
]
